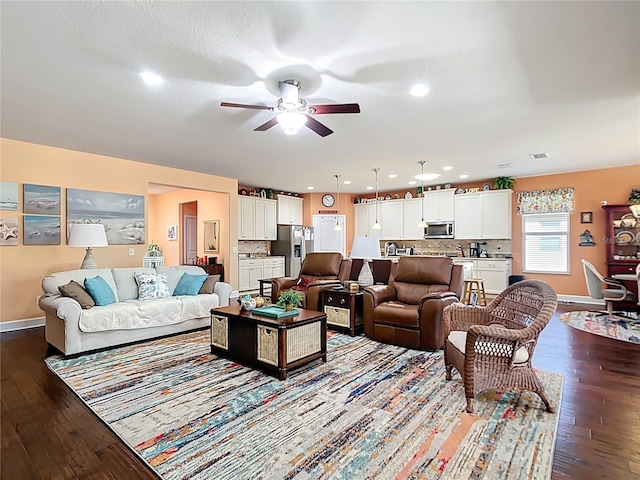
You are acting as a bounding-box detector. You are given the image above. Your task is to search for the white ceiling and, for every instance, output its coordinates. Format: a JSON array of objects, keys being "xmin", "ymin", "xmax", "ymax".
[{"xmin": 2, "ymin": 2, "xmax": 639, "ymax": 195}]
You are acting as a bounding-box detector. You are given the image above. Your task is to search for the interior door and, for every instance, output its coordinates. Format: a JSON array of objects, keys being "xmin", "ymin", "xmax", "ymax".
[
  {"xmin": 313, "ymin": 215, "xmax": 346, "ymax": 256},
  {"xmin": 183, "ymin": 215, "xmax": 197, "ymax": 264}
]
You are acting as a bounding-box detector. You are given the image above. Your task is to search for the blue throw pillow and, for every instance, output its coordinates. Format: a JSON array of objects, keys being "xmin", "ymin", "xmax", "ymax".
[
  {"xmin": 84, "ymin": 276, "xmax": 116, "ymax": 306},
  {"xmin": 173, "ymin": 273, "xmax": 208, "ymax": 296}
]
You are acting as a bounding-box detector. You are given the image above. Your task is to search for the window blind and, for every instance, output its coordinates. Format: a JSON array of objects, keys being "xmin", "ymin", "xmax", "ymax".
[{"xmin": 523, "ymin": 213, "xmax": 569, "ymax": 273}]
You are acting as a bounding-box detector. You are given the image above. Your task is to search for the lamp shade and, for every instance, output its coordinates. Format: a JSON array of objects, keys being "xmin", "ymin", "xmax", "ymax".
[
  {"xmin": 68, "ymin": 223, "xmax": 108, "ymax": 247},
  {"xmin": 350, "ymin": 236, "xmax": 381, "ymax": 260}
]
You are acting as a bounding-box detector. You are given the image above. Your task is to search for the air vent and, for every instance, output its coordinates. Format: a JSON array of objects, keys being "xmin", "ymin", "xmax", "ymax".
[
  {"xmin": 529, "ymin": 153, "xmax": 549, "ymax": 160},
  {"xmin": 498, "ymin": 163, "xmax": 515, "ymax": 169}
]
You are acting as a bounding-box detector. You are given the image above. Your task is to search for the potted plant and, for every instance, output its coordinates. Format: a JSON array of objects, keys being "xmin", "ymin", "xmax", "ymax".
[
  {"xmin": 629, "ymin": 188, "xmax": 640, "ymax": 217},
  {"xmin": 276, "ymin": 289, "xmax": 303, "ymax": 311},
  {"xmin": 493, "ymin": 176, "xmax": 515, "ymax": 190}
]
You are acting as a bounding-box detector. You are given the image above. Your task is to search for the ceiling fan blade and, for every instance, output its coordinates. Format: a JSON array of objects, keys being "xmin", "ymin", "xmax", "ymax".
[
  {"xmin": 309, "ymin": 103, "xmax": 361, "ymax": 114},
  {"xmin": 279, "ymin": 81, "xmax": 299, "ymax": 105},
  {"xmin": 254, "ymin": 117, "xmax": 279, "ymax": 132},
  {"xmin": 305, "ymin": 116, "xmax": 333, "ymax": 137},
  {"xmin": 220, "ymin": 102, "xmax": 273, "ymax": 111}
]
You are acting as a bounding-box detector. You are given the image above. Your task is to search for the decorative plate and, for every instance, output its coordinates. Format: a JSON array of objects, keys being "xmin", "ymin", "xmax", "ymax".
[
  {"xmin": 394, "ymin": 193, "xmax": 400, "ymax": 199},
  {"xmin": 404, "ymin": 191, "xmax": 413, "ymax": 199},
  {"xmin": 456, "ymin": 188, "xmax": 466, "ymax": 194},
  {"xmin": 385, "ymin": 194, "xmax": 392, "ymax": 200},
  {"xmin": 445, "ymin": 183, "xmax": 452, "ymax": 189},
  {"xmin": 483, "ymin": 183, "xmax": 491, "ymax": 191},
  {"xmin": 615, "ymin": 231, "xmax": 634, "ymax": 245},
  {"xmin": 239, "ymin": 188, "xmax": 247, "ymax": 195},
  {"xmin": 620, "ymin": 213, "xmax": 637, "ymax": 228}
]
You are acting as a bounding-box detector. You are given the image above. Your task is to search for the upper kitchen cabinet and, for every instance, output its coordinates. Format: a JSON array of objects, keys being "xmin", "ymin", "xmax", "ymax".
[
  {"xmin": 381, "ymin": 199, "xmax": 404, "ymax": 240},
  {"xmin": 402, "ymin": 198, "xmax": 425, "ymax": 240},
  {"xmin": 454, "ymin": 190, "xmax": 512, "ymax": 239},
  {"xmin": 423, "ymin": 189, "xmax": 455, "ymax": 222},
  {"xmin": 239, "ymin": 196, "xmax": 277, "ymax": 240},
  {"xmin": 354, "ymin": 202, "xmax": 383, "ymax": 239},
  {"xmin": 277, "ymin": 195, "xmax": 303, "ymax": 225}
]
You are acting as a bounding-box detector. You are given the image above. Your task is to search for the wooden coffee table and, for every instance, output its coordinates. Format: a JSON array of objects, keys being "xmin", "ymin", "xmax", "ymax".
[{"xmin": 210, "ymin": 304, "xmax": 327, "ymax": 380}]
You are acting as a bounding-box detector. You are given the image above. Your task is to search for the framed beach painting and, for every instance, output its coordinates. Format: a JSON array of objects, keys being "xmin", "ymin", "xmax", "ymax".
[
  {"xmin": 24, "ymin": 184, "xmax": 61, "ymax": 215},
  {"xmin": 23, "ymin": 215, "xmax": 61, "ymax": 245},
  {"xmin": 66, "ymin": 189, "xmax": 145, "ymax": 244},
  {"xmin": 204, "ymin": 220, "xmax": 220, "ymax": 253},
  {"xmin": 0, "ymin": 182, "xmax": 18, "ymax": 211},
  {"xmin": 0, "ymin": 217, "xmax": 19, "ymax": 245}
]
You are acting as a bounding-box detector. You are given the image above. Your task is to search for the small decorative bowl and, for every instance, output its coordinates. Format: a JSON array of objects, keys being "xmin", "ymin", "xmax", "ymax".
[{"xmin": 241, "ymin": 298, "xmax": 257, "ymax": 311}]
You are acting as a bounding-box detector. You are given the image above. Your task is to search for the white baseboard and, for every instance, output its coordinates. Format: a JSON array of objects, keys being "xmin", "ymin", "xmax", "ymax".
[
  {"xmin": 557, "ymin": 294, "xmax": 604, "ymax": 306},
  {"xmin": 1, "ymin": 316, "xmax": 45, "ymax": 332}
]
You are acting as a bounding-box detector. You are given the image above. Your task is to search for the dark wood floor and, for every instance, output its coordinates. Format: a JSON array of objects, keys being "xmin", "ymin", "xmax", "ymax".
[{"xmin": 2, "ymin": 304, "xmax": 639, "ymax": 480}]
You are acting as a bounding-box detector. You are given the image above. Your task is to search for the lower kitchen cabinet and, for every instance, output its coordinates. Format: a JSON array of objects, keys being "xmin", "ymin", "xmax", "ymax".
[
  {"xmin": 239, "ymin": 257, "xmax": 285, "ymax": 291},
  {"xmin": 453, "ymin": 258, "xmax": 512, "ymax": 295}
]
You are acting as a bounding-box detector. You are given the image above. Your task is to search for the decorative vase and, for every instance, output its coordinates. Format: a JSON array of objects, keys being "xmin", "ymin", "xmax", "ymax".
[
  {"xmin": 285, "ymin": 304, "xmax": 294, "ymax": 312},
  {"xmin": 357, "ymin": 260, "xmax": 374, "ymax": 287}
]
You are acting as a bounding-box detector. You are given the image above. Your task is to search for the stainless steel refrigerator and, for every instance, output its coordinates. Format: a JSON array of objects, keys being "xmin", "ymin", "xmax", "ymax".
[{"xmin": 271, "ymin": 225, "xmax": 314, "ymax": 277}]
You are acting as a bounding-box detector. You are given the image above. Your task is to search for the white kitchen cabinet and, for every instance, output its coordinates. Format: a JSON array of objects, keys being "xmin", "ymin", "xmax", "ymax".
[
  {"xmin": 239, "ymin": 197, "xmax": 277, "ymax": 240},
  {"xmin": 277, "ymin": 195, "xmax": 303, "ymax": 225},
  {"xmin": 402, "ymin": 198, "xmax": 425, "ymax": 240},
  {"xmin": 454, "ymin": 190, "xmax": 512, "ymax": 239},
  {"xmin": 381, "ymin": 200, "xmax": 404, "ymax": 240},
  {"xmin": 239, "ymin": 257, "xmax": 285, "ymax": 291},
  {"xmin": 353, "ymin": 203, "xmax": 382, "ymax": 239},
  {"xmin": 455, "ymin": 258, "xmax": 512, "ymax": 294},
  {"xmin": 238, "ymin": 196, "xmax": 256, "ymax": 240},
  {"xmin": 423, "ymin": 189, "xmax": 455, "ymax": 222}
]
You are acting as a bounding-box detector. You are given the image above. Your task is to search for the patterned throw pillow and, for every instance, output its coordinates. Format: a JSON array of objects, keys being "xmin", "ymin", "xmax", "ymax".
[
  {"xmin": 173, "ymin": 273, "xmax": 208, "ymax": 296},
  {"xmin": 134, "ymin": 272, "xmax": 171, "ymax": 300},
  {"xmin": 84, "ymin": 276, "xmax": 116, "ymax": 306}
]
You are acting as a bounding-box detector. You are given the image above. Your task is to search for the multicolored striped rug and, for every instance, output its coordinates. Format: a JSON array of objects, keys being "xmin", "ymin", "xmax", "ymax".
[
  {"xmin": 559, "ymin": 310, "xmax": 640, "ymax": 344},
  {"xmin": 45, "ymin": 331, "xmax": 563, "ymax": 480}
]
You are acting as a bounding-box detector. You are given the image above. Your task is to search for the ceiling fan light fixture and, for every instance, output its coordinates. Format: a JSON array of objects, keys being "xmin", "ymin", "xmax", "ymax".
[{"xmin": 276, "ymin": 112, "xmax": 307, "ymax": 134}]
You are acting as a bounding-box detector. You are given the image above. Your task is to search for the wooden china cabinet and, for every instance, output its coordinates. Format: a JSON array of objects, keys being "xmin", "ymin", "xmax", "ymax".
[{"xmin": 602, "ymin": 204, "xmax": 639, "ymax": 309}]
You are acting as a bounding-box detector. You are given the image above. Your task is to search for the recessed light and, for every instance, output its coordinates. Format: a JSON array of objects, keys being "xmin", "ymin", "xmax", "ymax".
[
  {"xmin": 366, "ymin": 186, "xmax": 374, "ymax": 191},
  {"xmin": 343, "ymin": 180, "xmax": 351, "ymax": 185},
  {"xmin": 306, "ymin": 186, "xmax": 314, "ymax": 190},
  {"xmin": 140, "ymin": 71, "xmax": 164, "ymax": 86},
  {"xmin": 459, "ymin": 174, "xmax": 469, "ymax": 179},
  {"xmin": 415, "ymin": 173, "xmax": 441, "ymax": 181},
  {"xmin": 528, "ymin": 153, "xmax": 548, "ymax": 160},
  {"xmin": 442, "ymin": 166, "xmax": 453, "ymax": 171},
  {"xmin": 410, "ymin": 84, "xmax": 430, "ymax": 97},
  {"xmin": 408, "ymin": 180, "xmax": 417, "ymax": 185},
  {"xmin": 388, "ymin": 173, "xmax": 398, "ymax": 179}
]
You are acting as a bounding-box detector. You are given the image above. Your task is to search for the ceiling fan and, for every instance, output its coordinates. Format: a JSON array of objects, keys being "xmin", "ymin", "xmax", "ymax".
[{"xmin": 220, "ymin": 79, "xmax": 360, "ymax": 137}]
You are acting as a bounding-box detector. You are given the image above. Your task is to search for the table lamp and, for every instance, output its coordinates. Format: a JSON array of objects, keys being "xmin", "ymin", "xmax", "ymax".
[
  {"xmin": 68, "ymin": 223, "xmax": 108, "ymax": 269},
  {"xmin": 350, "ymin": 236, "xmax": 381, "ymax": 287}
]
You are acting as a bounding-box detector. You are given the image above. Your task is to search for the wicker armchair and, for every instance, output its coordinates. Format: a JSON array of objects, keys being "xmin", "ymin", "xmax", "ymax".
[{"xmin": 443, "ymin": 279, "xmax": 558, "ymax": 413}]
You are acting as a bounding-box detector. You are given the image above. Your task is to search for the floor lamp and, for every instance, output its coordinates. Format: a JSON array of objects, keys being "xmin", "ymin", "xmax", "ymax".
[
  {"xmin": 350, "ymin": 236, "xmax": 381, "ymax": 287},
  {"xmin": 68, "ymin": 223, "xmax": 109, "ymax": 269}
]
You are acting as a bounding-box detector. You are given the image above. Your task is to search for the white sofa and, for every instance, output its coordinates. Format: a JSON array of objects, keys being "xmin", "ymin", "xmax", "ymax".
[{"xmin": 39, "ymin": 265, "xmax": 232, "ymax": 356}]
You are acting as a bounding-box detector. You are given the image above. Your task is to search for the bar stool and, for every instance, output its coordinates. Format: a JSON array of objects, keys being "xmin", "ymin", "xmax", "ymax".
[{"xmin": 462, "ymin": 279, "xmax": 488, "ymax": 306}]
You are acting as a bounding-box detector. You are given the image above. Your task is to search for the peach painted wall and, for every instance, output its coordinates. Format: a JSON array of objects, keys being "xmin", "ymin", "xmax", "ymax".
[
  {"xmin": 0, "ymin": 138, "xmax": 238, "ymax": 323},
  {"xmin": 150, "ymin": 190, "xmax": 229, "ymax": 271}
]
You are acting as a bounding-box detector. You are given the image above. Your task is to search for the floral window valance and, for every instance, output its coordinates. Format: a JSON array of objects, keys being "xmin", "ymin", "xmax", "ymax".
[{"xmin": 516, "ymin": 188, "xmax": 574, "ymax": 215}]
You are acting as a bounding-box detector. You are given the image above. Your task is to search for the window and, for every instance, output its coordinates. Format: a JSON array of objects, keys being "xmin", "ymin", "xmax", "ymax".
[{"xmin": 523, "ymin": 213, "xmax": 569, "ymax": 274}]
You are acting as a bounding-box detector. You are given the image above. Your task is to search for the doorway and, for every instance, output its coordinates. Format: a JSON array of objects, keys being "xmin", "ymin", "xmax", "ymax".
[
  {"xmin": 313, "ymin": 215, "xmax": 346, "ymax": 256},
  {"xmin": 181, "ymin": 200, "xmax": 198, "ymax": 265}
]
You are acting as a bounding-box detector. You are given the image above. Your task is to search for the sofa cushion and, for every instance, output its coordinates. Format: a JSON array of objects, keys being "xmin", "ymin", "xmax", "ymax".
[
  {"xmin": 198, "ymin": 274, "xmax": 221, "ymax": 294},
  {"xmin": 112, "ymin": 267, "xmax": 156, "ymax": 301},
  {"xmin": 58, "ymin": 280, "xmax": 95, "ymax": 309},
  {"xmin": 84, "ymin": 276, "xmax": 117, "ymax": 306},
  {"xmin": 156, "ymin": 266, "xmax": 208, "ymax": 294},
  {"xmin": 134, "ymin": 272, "xmax": 171, "ymax": 300},
  {"xmin": 174, "ymin": 273, "xmax": 208, "ymax": 296}
]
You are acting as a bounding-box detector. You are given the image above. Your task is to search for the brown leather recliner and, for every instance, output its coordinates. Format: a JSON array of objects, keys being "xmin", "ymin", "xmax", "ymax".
[
  {"xmin": 363, "ymin": 256, "xmax": 463, "ymax": 350},
  {"xmin": 269, "ymin": 252, "xmax": 352, "ymax": 311}
]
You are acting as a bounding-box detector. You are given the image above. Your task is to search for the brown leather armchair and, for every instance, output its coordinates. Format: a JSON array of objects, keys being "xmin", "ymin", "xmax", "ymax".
[
  {"xmin": 269, "ymin": 252, "xmax": 352, "ymax": 311},
  {"xmin": 363, "ymin": 256, "xmax": 463, "ymax": 350}
]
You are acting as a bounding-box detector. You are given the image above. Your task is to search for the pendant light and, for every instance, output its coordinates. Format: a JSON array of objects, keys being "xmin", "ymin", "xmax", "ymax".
[
  {"xmin": 417, "ymin": 161, "xmax": 428, "ymax": 228},
  {"xmin": 333, "ymin": 174, "xmax": 343, "ymax": 231},
  {"xmin": 372, "ymin": 168, "xmax": 382, "ymax": 230}
]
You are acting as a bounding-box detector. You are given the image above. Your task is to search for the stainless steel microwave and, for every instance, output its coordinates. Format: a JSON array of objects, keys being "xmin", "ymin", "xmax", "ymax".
[{"xmin": 424, "ymin": 221, "xmax": 454, "ymax": 239}]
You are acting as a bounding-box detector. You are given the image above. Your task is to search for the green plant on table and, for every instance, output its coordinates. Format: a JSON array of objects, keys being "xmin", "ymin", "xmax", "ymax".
[
  {"xmin": 276, "ymin": 289, "xmax": 303, "ymax": 309},
  {"xmin": 493, "ymin": 176, "xmax": 515, "ymax": 190}
]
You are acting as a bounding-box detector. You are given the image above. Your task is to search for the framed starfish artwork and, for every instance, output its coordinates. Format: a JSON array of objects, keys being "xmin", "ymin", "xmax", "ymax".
[{"xmin": 0, "ymin": 217, "xmax": 19, "ymax": 245}]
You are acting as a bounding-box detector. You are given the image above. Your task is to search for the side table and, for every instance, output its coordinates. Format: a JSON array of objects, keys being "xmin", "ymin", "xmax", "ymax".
[{"xmin": 321, "ymin": 287, "xmax": 364, "ymax": 336}]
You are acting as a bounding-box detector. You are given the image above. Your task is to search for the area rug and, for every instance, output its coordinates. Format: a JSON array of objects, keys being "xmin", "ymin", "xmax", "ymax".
[
  {"xmin": 45, "ymin": 331, "xmax": 563, "ymax": 480},
  {"xmin": 559, "ymin": 310, "xmax": 640, "ymax": 344}
]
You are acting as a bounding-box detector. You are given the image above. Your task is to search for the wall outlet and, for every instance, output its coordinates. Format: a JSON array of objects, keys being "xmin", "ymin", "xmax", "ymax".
[
  {"xmin": 232, "ymin": 246, "xmax": 238, "ymax": 253},
  {"xmin": 129, "ymin": 248, "xmax": 135, "ymax": 256}
]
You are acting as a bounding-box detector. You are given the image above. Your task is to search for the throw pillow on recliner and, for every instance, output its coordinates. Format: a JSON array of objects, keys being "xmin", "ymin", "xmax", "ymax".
[{"xmin": 292, "ymin": 277, "xmax": 311, "ymax": 292}]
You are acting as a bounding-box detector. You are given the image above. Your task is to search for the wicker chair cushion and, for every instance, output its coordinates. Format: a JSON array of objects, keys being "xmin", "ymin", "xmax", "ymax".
[{"xmin": 448, "ymin": 331, "xmax": 529, "ymax": 364}]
